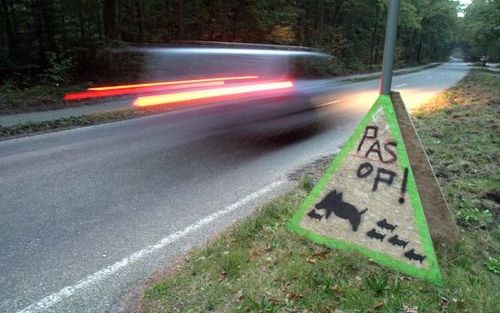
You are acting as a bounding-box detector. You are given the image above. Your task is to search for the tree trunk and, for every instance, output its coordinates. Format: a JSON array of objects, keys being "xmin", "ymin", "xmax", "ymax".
[
  {"xmin": 416, "ymin": 35, "xmax": 423, "ymax": 64},
  {"xmin": 370, "ymin": 3, "xmax": 380, "ymax": 65},
  {"xmin": 58, "ymin": 0, "xmax": 67, "ymax": 49},
  {"xmin": 298, "ymin": 10, "xmax": 305, "ymax": 45},
  {"xmin": 319, "ymin": 0, "xmax": 324, "ymax": 34},
  {"xmin": 96, "ymin": 0, "xmax": 103, "ymax": 41},
  {"xmin": 30, "ymin": 0, "xmax": 46, "ymax": 65},
  {"xmin": 408, "ymin": 29, "xmax": 417, "ymax": 64},
  {"xmin": 331, "ymin": 0, "xmax": 344, "ymax": 29},
  {"xmin": 222, "ymin": 1, "xmax": 229, "ymax": 41},
  {"xmin": 103, "ymin": 0, "xmax": 118, "ymax": 42},
  {"xmin": 164, "ymin": 0, "xmax": 171, "ymax": 40},
  {"xmin": 40, "ymin": 0, "xmax": 57, "ymax": 55},
  {"xmin": 79, "ymin": 1, "xmax": 87, "ymax": 44},
  {"xmin": 176, "ymin": 0, "xmax": 184, "ymax": 39},
  {"xmin": 1, "ymin": 0, "xmax": 18, "ymax": 59},
  {"xmin": 7, "ymin": 0, "xmax": 18, "ymax": 38},
  {"xmin": 135, "ymin": 0, "xmax": 145, "ymax": 42}
]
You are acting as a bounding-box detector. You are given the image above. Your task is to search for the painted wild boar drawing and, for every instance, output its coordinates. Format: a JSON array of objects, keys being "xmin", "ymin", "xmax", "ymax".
[{"xmin": 314, "ymin": 190, "xmax": 368, "ymax": 231}]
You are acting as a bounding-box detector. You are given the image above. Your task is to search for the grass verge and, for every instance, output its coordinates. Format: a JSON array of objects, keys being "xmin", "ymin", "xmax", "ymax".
[
  {"xmin": 0, "ymin": 109, "xmax": 144, "ymax": 138},
  {"xmin": 0, "ymin": 84, "xmax": 87, "ymax": 114},
  {"xmin": 412, "ymin": 69, "xmax": 499, "ymax": 230},
  {"xmin": 137, "ymin": 70, "xmax": 499, "ymax": 312},
  {"xmin": 344, "ymin": 63, "xmax": 441, "ymax": 84}
]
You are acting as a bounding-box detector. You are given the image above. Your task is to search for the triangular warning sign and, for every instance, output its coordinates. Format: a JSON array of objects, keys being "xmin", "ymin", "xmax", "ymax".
[{"xmin": 289, "ymin": 95, "xmax": 441, "ymax": 284}]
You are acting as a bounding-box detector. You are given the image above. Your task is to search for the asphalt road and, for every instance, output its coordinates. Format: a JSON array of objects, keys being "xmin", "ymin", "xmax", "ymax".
[{"xmin": 0, "ymin": 63, "xmax": 468, "ymax": 313}]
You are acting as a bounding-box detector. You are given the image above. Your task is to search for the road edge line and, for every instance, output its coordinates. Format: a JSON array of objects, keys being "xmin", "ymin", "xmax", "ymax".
[{"xmin": 16, "ymin": 180, "xmax": 286, "ymax": 313}]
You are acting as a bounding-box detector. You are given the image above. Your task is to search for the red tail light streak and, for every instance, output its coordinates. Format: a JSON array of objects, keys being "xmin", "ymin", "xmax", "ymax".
[
  {"xmin": 133, "ymin": 81, "xmax": 294, "ymax": 107},
  {"xmin": 64, "ymin": 81, "xmax": 224, "ymax": 100},
  {"xmin": 64, "ymin": 76, "xmax": 259, "ymax": 100},
  {"xmin": 87, "ymin": 76, "xmax": 258, "ymax": 91}
]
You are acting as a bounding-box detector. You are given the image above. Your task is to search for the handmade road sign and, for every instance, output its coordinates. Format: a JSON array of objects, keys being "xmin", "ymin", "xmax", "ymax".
[{"xmin": 289, "ymin": 95, "xmax": 442, "ymax": 284}]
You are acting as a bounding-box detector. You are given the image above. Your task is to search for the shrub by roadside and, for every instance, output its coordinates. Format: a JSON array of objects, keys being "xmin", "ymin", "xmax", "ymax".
[{"xmin": 135, "ymin": 70, "xmax": 499, "ymax": 313}]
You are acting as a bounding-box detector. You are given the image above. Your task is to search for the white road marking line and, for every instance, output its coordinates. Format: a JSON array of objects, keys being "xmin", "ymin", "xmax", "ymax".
[
  {"xmin": 16, "ymin": 180, "xmax": 286, "ymax": 313},
  {"xmin": 395, "ymin": 83, "xmax": 407, "ymax": 88},
  {"xmin": 316, "ymin": 99, "xmax": 340, "ymax": 107}
]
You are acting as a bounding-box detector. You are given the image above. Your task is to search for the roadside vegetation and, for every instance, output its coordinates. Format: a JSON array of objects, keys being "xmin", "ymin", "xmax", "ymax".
[
  {"xmin": 0, "ymin": 83, "xmax": 86, "ymax": 115},
  {"xmin": 412, "ymin": 69, "xmax": 499, "ymax": 230},
  {"xmin": 1, "ymin": 0, "xmax": 473, "ymax": 114},
  {"xmin": 343, "ymin": 63, "xmax": 440, "ymax": 83},
  {"xmin": 136, "ymin": 70, "xmax": 499, "ymax": 313},
  {"xmin": 0, "ymin": 109, "xmax": 143, "ymax": 138}
]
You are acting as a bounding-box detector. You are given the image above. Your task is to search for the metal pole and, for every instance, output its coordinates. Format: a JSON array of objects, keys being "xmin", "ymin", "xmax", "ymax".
[{"xmin": 380, "ymin": 0, "xmax": 401, "ymax": 95}]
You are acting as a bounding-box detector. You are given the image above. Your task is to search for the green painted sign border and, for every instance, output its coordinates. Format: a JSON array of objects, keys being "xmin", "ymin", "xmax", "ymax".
[{"xmin": 288, "ymin": 95, "xmax": 442, "ymax": 284}]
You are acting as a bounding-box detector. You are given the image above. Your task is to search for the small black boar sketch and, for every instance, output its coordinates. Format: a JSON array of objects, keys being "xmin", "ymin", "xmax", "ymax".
[
  {"xmin": 314, "ymin": 190, "xmax": 368, "ymax": 231},
  {"xmin": 388, "ymin": 235, "xmax": 409, "ymax": 248},
  {"xmin": 404, "ymin": 249, "xmax": 426, "ymax": 263},
  {"xmin": 307, "ymin": 209, "xmax": 323, "ymax": 221},
  {"xmin": 376, "ymin": 218, "xmax": 397, "ymax": 232},
  {"xmin": 366, "ymin": 228, "xmax": 386, "ymax": 241}
]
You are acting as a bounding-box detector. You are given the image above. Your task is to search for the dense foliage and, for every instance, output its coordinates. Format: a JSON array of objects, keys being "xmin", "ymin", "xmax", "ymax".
[
  {"xmin": 0, "ymin": 0, "xmax": 493, "ymax": 84},
  {"xmin": 460, "ymin": 0, "xmax": 500, "ymax": 61}
]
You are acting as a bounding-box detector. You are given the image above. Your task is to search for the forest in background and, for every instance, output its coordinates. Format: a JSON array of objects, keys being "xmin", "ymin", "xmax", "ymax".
[{"xmin": 0, "ymin": 0, "xmax": 498, "ymax": 87}]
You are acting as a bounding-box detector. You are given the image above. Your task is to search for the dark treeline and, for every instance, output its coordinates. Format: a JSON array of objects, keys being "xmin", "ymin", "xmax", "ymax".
[
  {"xmin": 0, "ymin": 0, "xmax": 494, "ymax": 85},
  {"xmin": 459, "ymin": 0, "xmax": 500, "ymax": 62}
]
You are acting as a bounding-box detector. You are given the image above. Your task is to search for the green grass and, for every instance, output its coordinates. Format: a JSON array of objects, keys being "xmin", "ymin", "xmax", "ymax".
[
  {"xmin": 0, "ymin": 109, "xmax": 144, "ymax": 138},
  {"xmin": 138, "ymin": 69, "xmax": 499, "ymax": 312},
  {"xmin": 140, "ymin": 188, "xmax": 499, "ymax": 312},
  {"xmin": 412, "ymin": 69, "xmax": 499, "ymax": 230},
  {"xmin": 344, "ymin": 63, "xmax": 441, "ymax": 83},
  {"xmin": 0, "ymin": 84, "xmax": 87, "ymax": 114}
]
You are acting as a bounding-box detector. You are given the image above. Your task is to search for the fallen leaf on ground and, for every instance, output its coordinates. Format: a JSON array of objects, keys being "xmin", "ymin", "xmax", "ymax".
[
  {"xmin": 287, "ymin": 292, "xmax": 299, "ymax": 301},
  {"xmin": 367, "ymin": 301, "xmax": 385, "ymax": 312},
  {"xmin": 330, "ymin": 285, "xmax": 342, "ymax": 293},
  {"xmin": 402, "ymin": 304, "xmax": 418, "ymax": 313},
  {"xmin": 312, "ymin": 250, "xmax": 330, "ymax": 259},
  {"xmin": 306, "ymin": 257, "xmax": 318, "ymax": 264},
  {"xmin": 234, "ymin": 290, "xmax": 243, "ymax": 301}
]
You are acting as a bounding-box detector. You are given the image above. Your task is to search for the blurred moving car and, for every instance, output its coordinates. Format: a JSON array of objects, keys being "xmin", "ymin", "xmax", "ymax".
[{"xmin": 136, "ymin": 42, "xmax": 336, "ymax": 137}]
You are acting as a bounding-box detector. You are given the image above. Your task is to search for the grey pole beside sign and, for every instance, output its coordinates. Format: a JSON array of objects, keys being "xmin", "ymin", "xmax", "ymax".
[{"xmin": 380, "ymin": 0, "xmax": 401, "ymax": 95}]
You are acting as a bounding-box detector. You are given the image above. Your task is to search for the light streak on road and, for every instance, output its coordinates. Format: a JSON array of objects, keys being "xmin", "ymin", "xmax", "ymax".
[
  {"xmin": 134, "ymin": 81, "xmax": 294, "ymax": 107},
  {"xmin": 64, "ymin": 81, "xmax": 225, "ymax": 100},
  {"xmin": 64, "ymin": 76, "xmax": 259, "ymax": 100},
  {"xmin": 137, "ymin": 47, "xmax": 329, "ymax": 57},
  {"xmin": 87, "ymin": 75, "xmax": 258, "ymax": 91}
]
